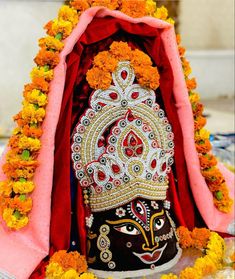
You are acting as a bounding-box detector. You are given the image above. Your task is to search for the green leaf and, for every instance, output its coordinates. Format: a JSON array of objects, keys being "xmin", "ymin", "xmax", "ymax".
[
  {"xmin": 21, "ymin": 150, "xmax": 30, "ymax": 160},
  {"xmin": 13, "ymin": 210, "xmax": 21, "ymax": 219},
  {"xmin": 215, "ymin": 191, "xmax": 223, "ymax": 201},
  {"xmin": 55, "ymin": 32, "xmax": 63, "ymax": 41},
  {"xmin": 19, "ymin": 194, "xmax": 26, "ymax": 201},
  {"xmin": 34, "ymin": 104, "xmax": 40, "ymax": 110},
  {"xmin": 44, "ymin": 65, "xmax": 50, "ymax": 72},
  {"xmin": 19, "ymin": 178, "xmax": 27, "ymax": 183}
]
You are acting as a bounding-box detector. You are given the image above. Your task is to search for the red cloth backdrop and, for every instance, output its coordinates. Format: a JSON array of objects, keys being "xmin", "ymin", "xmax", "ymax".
[{"xmin": 50, "ymin": 17, "xmax": 205, "ymax": 257}]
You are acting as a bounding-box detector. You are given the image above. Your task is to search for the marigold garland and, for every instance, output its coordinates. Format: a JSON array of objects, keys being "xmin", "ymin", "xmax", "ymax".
[
  {"xmin": 161, "ymin": 227, "xmax": 225, "ymax": 279},
  {"xmin": 176, "ymin": 34, "xmax": 233, "ymax": 213},
  {"xmin": 46, "ymin": 250, "xmax": 109, "ymax": 279},
  {"xmin": 86, "ymin": 41, "xmax": 160, "ymax": 90}
]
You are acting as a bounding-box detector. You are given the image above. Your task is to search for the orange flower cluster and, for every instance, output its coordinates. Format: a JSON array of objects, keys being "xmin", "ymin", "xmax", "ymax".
[
  {"xmin": 176, "ymin": 34, "xmax": 233, "ymax": 213},
  {"xmin": 86, "ymin": 41, "xmax": 160, "ymax": 90},
  {"xmin": 46, "ymin": 250, "xmax": 92, "ymax": 278},
  {"xmin": 176, "ymin": 226, "xmax": 211, "ymax": 250}
]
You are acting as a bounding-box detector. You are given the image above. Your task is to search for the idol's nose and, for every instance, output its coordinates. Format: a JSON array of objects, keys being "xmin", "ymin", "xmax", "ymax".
[{"xmin": 142, "ymin": 242, "xmax": 159, "ymax": 252}]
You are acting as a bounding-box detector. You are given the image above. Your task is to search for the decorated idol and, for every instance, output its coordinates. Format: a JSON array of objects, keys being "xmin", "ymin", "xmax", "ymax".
[
  {"xmin": 71, "ymin": 56, "xmax": 181, "ymax": 276},
  {"xmin": 0, "ymin": 2, "xmax": 234, "ymax": 279}
]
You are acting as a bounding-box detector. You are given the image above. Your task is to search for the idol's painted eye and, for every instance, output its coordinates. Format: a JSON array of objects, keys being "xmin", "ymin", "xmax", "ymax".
[
  {"xmin": 135, "ymin": 202, "xmax": 144, "ymax": 215},
  {"xmin": 114, "ymin": 223, "xmax": 141, "ymax": 235},
  {"xmin": 154, "ymin": 218, "xmax": 165, "ymax": 231}
]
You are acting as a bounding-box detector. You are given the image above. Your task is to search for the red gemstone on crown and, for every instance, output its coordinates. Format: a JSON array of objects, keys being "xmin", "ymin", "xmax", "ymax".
[
  {"xmin": 136, "ymin": 146, "xmax": 143, "ymax": 155},
  {"xmin": 130, "ymin": 136, "xmax": 137, "ymax": 146},
  {"xmin": 121, "ymin": 70, "xmax": 128, "ymax": 80},
  {"xmin": 109, "ymin": 92, "xmax": 118, "ymax": 100},
  {"xmin": 162, "ymin": 162, "xmax": 167, "ymax": 172},
  {"xmin": 127, "ymin": 112, "xmax": 135, "ymax": 122},
  {"xmin": 98, "ymin": 170, "xmax": 106, "ymax": 181},
  {"xmin": 125, "ymin": 148, "xmax": 134, "ymax": 157},
  {"xmin": 98, "ymin": 139, "xmax": 104, "ymax": 147},
  {"xmin": 112, "ymin": 164, "xmax": 120, "ymax": 173},
  {"xmin": 131, "ymin": 92, "xmax": 139, "ymax": 99},
  {"xmin": 151, "ymin": 159, "xmax": 157, "ymax": 169}
]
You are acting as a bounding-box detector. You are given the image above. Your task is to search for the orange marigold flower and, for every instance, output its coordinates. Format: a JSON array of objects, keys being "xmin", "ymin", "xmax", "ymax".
[
  {"xmin": 192, "ymin": 102, "xmax": 204, "ymax": 117},
  {"xmin": 176, "ymin": 34, "xmax": 181, "ymax": 45},
  {"xmin": 8, "ymin": 196, "xmax": 33, "ymax": 214},
  {"xmin": 195, "ymin": 139, "xmax": 212, "ymax": 154},
  {"xmin": 34, "ymin": 48, "xmax": 60, "ymax": 68},
  {"xmin": 22, "ymin": 125, "xmax": 43, "ymax": 138},
  {"xmin": 86, "ymin": 67, "xmax": 112, "ymax": 90},
  {"xmin": 13, "ymin": 112, "xmax": 29, "ymax": 127},
  {"xmin": 70, "ymin": 0, "xmax": 90, "ymax": 11},
  {"xmin": 213, "ymin": 186, "xmax": 233, "ymax": 213},
  {"xmin": 51, "ymin": 250, "xmax": 87, "ymax": 273},
  {"xmin": 38, "ymin": 36, "xmax": 64, "ymax": 52},
  {"xmin": 90, "ymin": 0, "xmax": 119, "ymax": 10},
  {"xmin": 178, "ymin": 46, "xmax": 185, "ymax": 58},
  {"xmin": 201, "ymin": 167, "xmax": 225, "ymax": 185},
  {"xmin": 130, "ymin": 49, "xmax": 152, "ymax": 68},
  {"xmin": 120, "ymin": 0, "xmax": 146, "ymax": 18},
  {"xmin": 29, "ymin": 77, "xmax": 50, "ymax": 93},
  {"xmin": 191, "ymin": 228, "xmax": 210, "ymax": 249},
  {"xmin": 93, "ymin": 51, "xmax": 118, "ymax": 72},
  {"xmin": 194, "ymin": 116, "xmax": 206, "ymax": 131},
  {"xmin": 186, "ymin": 78, "xmax": 197, "ymax": 91},
  {"xmin": 199, "ymin": 154, "xmax": 217, "ymax": 169},
  {"xmin": 134, "ymin": 65, "xmax": 160, "ymax": 90},
  {"xmin": 182, "ymin": 57, "xmax": 192, "ymax": 77},
  {"xmin": 44, "ymin": 20, "xmax": 54, "ymax": 36},
  {"xmin": 176, "ymin": 226, "xmax": 193, "ymax": 249},
  {"xmin": 109, "ymin": 41, "xmax": 132, "ymax": 61},
  {"xmin": 0, "ymin": 181, "xmax": 13, "ymax": 197}
]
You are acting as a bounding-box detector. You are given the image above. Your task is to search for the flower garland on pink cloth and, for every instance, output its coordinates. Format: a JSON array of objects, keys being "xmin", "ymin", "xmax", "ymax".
[
  {"xmin": 0, "ymin": 0, "xmax": 232, "ymax": 230},
  {"xmin": 176, "ymin": 35, "xmax": 233, "ymax": 213}
]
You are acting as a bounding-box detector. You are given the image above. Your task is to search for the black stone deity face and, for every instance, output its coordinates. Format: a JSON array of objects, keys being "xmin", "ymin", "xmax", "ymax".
[{"xmin": 87, "ymin": 199, "xmax": 180, "ymax": 276}]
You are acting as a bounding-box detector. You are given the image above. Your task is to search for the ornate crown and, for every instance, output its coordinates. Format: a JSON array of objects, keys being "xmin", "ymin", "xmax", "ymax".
[{"xmin": 72, "ymin": 61, "xmax": 174, "ymax": 212}]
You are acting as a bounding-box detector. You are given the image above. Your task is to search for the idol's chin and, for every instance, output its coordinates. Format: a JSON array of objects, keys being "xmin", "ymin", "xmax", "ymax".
[{"xmin": 89, "ymin": 246, "xmax": 182, "ymax": 279}]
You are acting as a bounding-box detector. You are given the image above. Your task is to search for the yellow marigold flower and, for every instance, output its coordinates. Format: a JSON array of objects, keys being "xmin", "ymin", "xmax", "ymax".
[
  {"xmin": 182, "ymin": 58, "xmax": 192, "ymax": 77},
  {"xmin": 51, "ymin": 19, "xmax": 73, "ymax": 39},
  {"xmin": 179, "ymin": 267, "xmax": 202, "ymax": 279},
  {"xmin": 154, "ymin": 6, "xmax": 168, "ymax": 20},
  {"xmin": 189, "ymin": 92, "xmax": 200, "ymax": 104},
  {"xmin": 22, "ymin": 102, "xmax": 46, "ymax": 123},
  {"xmin": 58, "ymin": 5, "xmax": 79, "ymax": 27},
  {"xmin": 166, "ymin": 17, "xmax": 175, "ymax": 25},
  {"xmin": 161, "ymin": 273, "xmax": 178, "ymax": 279},
  {"xmin": 79, "ymin": 272, "xmax": 98, "ymax": 279},
  {"xmin": 46, "ymin": 262, "xmax": 64, "ymax": 279},
  {"xmin": 39, "ymin": 36, "xmax": 64, "ymax": 51},
  {"xmin": 195, "ymin": 128, "xmax": 210, "ymax": 141},
  {"xmin": 25, "ymin": 89, "xmax": 48, "ymax": 107},
  {"xmin": 18, "ymin": 135, "xmax": 41, "ymax": 152},
  {"xmin": 146, "ymin": 0, "xmax": 156, "ymax": 16},
  {"xmin": 2, "ymin": 208, "xmax": 28, "ymax": 230},
  {"xmin": 30, "ymin": 67, "xmax": 54, "ymax": 81},
  {"xmin": 0, "ymin": 181, "xmax": 12, "ymax": 197},
  {"xmin": 12, "ymin": 181, "xmax": 35, "ymax": 194},
  {"xmin": 194, "ymin": 256, "xmax": 217, "ymax": 276},
  {"xmin": 62, "ymin": 269, "xmax": 79, "ymax": 279}
]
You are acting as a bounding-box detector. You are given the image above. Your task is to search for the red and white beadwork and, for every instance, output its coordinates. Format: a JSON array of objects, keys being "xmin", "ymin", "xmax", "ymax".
[{"xmin": 72, "ymin": 61, "xmax": 174, "ymax": 212}]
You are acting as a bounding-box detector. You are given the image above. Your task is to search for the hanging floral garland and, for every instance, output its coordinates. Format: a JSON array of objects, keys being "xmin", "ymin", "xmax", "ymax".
[{"xmin": 176, "ymin": 35, "xmax": 233, "ymax": 213}]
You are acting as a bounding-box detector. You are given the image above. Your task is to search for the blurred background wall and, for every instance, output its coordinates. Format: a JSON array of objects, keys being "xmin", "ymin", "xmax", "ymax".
[{"xmin": 0, "ymin": 0, "xmax": 234, "ymax": 136}]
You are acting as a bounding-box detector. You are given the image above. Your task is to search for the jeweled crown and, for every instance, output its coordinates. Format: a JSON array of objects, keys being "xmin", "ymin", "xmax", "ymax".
[{"xmin": 72, "ymin": 61, "xmax": 174, "ymax": 212}]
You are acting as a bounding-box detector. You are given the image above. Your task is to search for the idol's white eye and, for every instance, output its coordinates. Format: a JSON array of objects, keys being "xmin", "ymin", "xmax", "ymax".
[
  {"xmin": 114, "ymin": 223, "xmax": 141, "ymax": 235},
  {"xmin": 135, "ymin": 202, "xmax": 144, "ymax": 215},
  {"xmin": 154, "ymin": 218, "xmax": 165, "ymax": 231}
]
